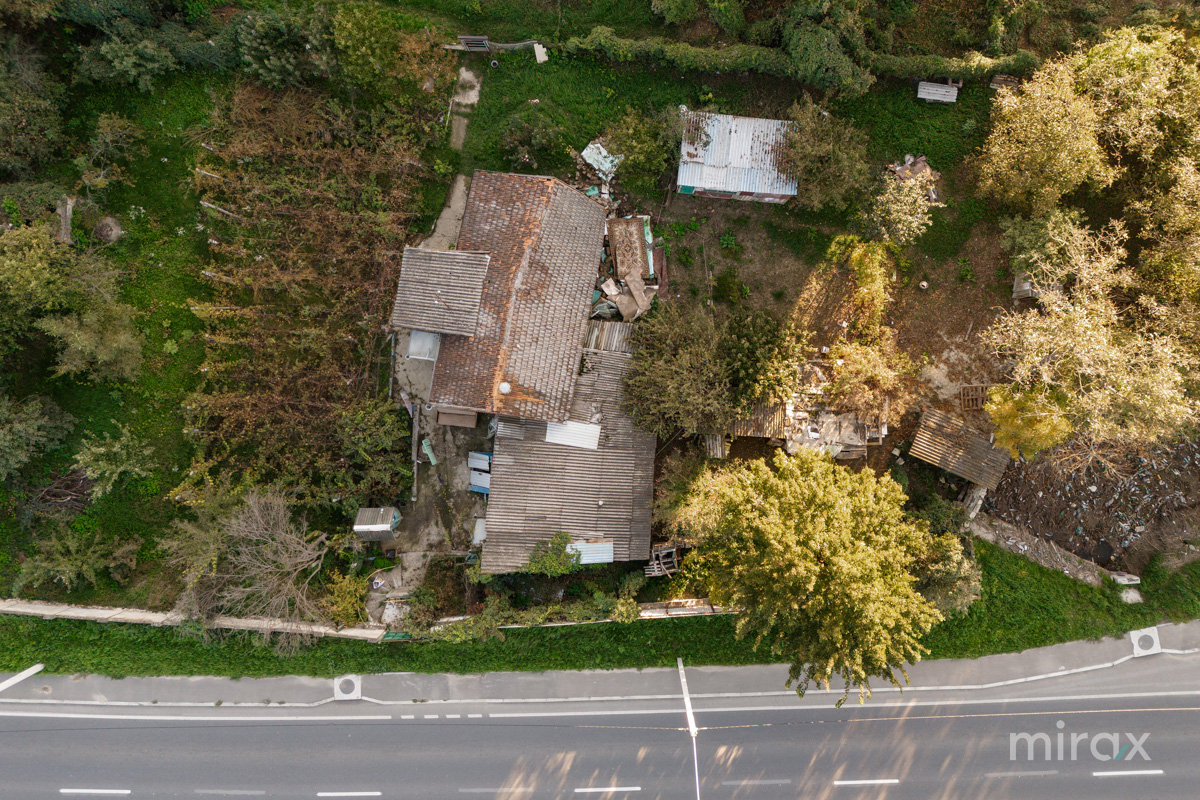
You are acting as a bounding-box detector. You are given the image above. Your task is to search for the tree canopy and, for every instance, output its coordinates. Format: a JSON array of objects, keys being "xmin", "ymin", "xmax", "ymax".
[
  {"xmin": 662, "ymin": 450, "xmax": 943, "ymax": 705},
  {"xmin": 773, "ymin": 95, "xmax": 870, "ymax": 211}
]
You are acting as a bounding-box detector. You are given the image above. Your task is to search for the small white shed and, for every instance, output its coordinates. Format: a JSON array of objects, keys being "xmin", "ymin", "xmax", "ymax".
[{"xmin": 353, "ymin": 507, "xmax": 401, "ymax": 542}]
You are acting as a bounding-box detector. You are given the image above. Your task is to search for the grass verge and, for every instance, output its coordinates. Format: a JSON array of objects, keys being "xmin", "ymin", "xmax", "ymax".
[{"xmin": 2, "ymin": 542, "xmax": 1193, "ymax": 678}]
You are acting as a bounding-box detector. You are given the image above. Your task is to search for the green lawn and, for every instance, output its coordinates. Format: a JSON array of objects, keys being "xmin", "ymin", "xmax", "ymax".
[{"xmin": 2, "ymin": 542, "xmax": 1192, "ymax": 679}]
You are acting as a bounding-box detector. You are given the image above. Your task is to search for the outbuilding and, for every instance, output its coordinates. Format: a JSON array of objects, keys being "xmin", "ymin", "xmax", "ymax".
[{"xmin": 675, "ymin": 108, "xmax": 797, "ymax": 203}]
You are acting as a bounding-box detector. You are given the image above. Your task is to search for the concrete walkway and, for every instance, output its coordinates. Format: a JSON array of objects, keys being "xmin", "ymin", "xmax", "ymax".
[{"xmin": 423, "ymin": 66, "xmax": 480, "ymax": 251}]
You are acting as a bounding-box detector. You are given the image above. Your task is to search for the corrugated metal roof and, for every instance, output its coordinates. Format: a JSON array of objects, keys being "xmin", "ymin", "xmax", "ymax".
[
  {"xmin": 567, "ymin": 539, "xmax": 615, "ymax": 564},
  {"xmin": 481, "ymin": 349, "xmax": 654, "ymax": 573},
  {"xmin": 676, "ymin": 110, "xmax": 798, "ymax": 197},
  {"xmin": 545, "ymin": 420, "xmax": 601, "ymax": 449},
  {"xmin": 583, "ymin": 320, "xmax": 634, "ymax": 354},
  {"xmin": 390, "ymin": 248, "xmax": 490, "ymax": 336},
  {"xmin": 909, "ymin": 408, "xmax": 1011, "ymax": 491}
]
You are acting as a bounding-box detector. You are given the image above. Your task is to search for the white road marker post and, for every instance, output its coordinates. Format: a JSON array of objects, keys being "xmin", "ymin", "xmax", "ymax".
[{"xmin": 677, "ymin": 658, "xmax": 701, "ymax": 800}]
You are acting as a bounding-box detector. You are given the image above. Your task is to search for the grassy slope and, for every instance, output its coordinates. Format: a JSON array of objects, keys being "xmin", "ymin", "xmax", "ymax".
[
  {"xmin": 2, "ymin": 542, "xmax": 1192, "ymax": 678},
  {"xmin": 0, "ymin": 71, "xmax": 225, "ymax": 605}
]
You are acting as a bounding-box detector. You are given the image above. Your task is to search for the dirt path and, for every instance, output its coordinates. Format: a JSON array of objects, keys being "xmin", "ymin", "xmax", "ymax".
[{"xmin": 423, "ymin": 66, "xmax": 480, "ymax": 251}]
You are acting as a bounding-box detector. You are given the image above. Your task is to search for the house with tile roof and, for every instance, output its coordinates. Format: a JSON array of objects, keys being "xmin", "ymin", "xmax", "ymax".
[{"xmin": 389, "ymin": 171, "xmax": 655, "ymax": 574}]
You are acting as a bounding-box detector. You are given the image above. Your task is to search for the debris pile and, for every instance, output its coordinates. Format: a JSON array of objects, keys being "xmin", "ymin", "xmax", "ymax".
[
  {"xmin": 592, "ymin": 215, "xmax": 659, "ymax": 322},
  {"xmin": 987, "ymin": 441, "xmax": 1200, "ymax": 566}
]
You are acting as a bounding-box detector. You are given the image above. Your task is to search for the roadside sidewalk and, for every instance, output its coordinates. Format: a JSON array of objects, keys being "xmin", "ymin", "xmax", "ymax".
[{"xmin": 1, "ymin": 621, "xmax": 1197, "ymax": 711}]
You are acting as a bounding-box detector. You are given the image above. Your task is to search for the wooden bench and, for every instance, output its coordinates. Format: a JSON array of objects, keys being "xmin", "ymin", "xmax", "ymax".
[{"xmin": 918, "ymin": 81, "xmax": 959, "ymax": 103}]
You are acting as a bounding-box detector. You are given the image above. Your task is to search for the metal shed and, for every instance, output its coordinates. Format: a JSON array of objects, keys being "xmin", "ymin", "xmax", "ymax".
[
  {"xmin": 676, "ymin": 108, "xmax": 798, "ymax": 203},
  {"xmin": 353, "ymin": 507, "xmax": 400, "ymax": 541},
  {"xmin": 909, "ymin": 408, "xmax": 1011, "ymax": 491}
]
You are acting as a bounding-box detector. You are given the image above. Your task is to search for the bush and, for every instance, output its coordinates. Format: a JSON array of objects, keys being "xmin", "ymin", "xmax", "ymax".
[
  {"xmin": 322, "ymin": 570, "xmax": 367, "ymax": 628},
  {"xmin": 859, "ymin": 173, "xmax": 942, "ymax": 246},
  {"xmin": 566, "ymin": 26, "xmax": 794, "ymax": 77},
  {"xmin": 232, "ymin": 9, "xmax": 332, "ymax": 91},
  {"xmin": 13, "ymin": 520, "xmax": 142, "ymax": 594},
  {"xmin": 707, "ymin": 0, "xmax": 745, "ymax": 36},
  {"xmin": 722, "ymin": 309, "xmax": 809, "ymax": 410},
  {"xmin": 500, "ymin": 107, "xmax": 566, "ymax": 172},
  {"xmin": 0, "ymin": 38, "xmax": 64, "ymax": 179},
  {"xmin": 650, "ymin": 0, "xmax": 700, "ymax": 25},
  {"xmin": 74, "ymin": 424, "xmax": 154, "ymax": 498},
  {"xmin": 0, "ymin": 393, "xmax": 73, "ymax": 482},
  {"xmin": 74, "ymin": 20, "xmax": 180, "ymax": 93},
  {"xmin": 37, "ymin": 301, "xmax": 144, "ymax": 383},
  {"xmin": 523, "ymin": 532, "xmax": 581, "ymax": 576},
  {"xmin": 604, "ymin": 106, "xmax": 681, "ymax": 196}
]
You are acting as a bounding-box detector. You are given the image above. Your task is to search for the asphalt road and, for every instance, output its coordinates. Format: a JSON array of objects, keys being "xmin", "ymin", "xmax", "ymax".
[{"xmin": 2, "ymin": 692, "xmax": 1197, "ymax": 799}]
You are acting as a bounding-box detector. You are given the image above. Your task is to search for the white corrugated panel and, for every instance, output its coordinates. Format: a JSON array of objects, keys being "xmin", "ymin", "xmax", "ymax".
[
  {"xmin": 675, "ymin": 111, "xmax": 798, "ymax": 197},
  {"xmin": 567, "ymin": 540, "xmax": 615, "ymax": 564},
  {"xmin": 473, "ymin": 518, "xmax": 487, "ymax": 545},
  {"xmin": 545, "ymin": 421, "xmax": 601, "ymax": 450},
  {"xmin": 407, "ymin": 330, "xmax": 441, "ymax": 361},
  {"xmin": 468, "ymin": 452, "xmax": 492, "ymax": 471},
  {"xmin": 470, "ymin": 469, "xmax": 491, "ymax": 489}
]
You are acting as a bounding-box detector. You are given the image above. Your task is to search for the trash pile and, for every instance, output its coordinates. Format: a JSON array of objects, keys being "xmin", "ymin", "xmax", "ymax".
[
  {"xmin": 986, "ymin": 440, "xmax": 1200, "ymax": 566},
  {"xmin": 592, "ymin": 215, "xmax": 661, "ymax": 322}
]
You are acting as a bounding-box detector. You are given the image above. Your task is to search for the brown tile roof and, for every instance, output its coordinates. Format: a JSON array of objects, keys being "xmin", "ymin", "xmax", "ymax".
[
  {"xmin": 480, "ymin": 349, "xmax": 655, "ymax": 573},
  {"xmin": 430, "ymin": 171, "xmax": 605, "ymax": 421},
  {"xmin": 390, "ymin": 248, "xmax": 491, "ymax": 336},
  {"xmin": 909, "ymin": 408, "xmax": 1011, "ymax": 491}
]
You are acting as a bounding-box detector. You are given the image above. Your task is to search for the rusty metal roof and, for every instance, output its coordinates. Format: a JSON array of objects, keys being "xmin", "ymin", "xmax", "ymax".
[
  {"xmin": 390, "ymin": 248, "xmax": 491, "ymax": 336},
  {"xmin": 430, "ymin": 171, "xmax": 605, "ymax": 422},
  {"xmin": 480, "ymin": 349, "xmax": 655, "ymax": 573},
  {"xmin": 909, "ymin": 408, "xmax": 1011, "ymax": 491},
  {"xmin": 676, "ymin": 110, "xmax": 798, "ymax": 196}
]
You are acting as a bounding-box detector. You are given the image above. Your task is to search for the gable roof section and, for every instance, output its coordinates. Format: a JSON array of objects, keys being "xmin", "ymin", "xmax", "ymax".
[
  {"xmin": 430, "ymin": 171, "xmax": 605, "ymax": 421},
  {"xmin": 390, "ymin": 248, "xmax": 491, "ymax": 336},
  {"xmin": 909, "ymin": 408, "xmax": 1011, "ymax": 491},
  {"xmin": 480, "ymin": 349, "xmax": 655, "ymax": 573},
  {"xmin": 677, "ymin": 110, "xmax": 798, "ymax": 196}
]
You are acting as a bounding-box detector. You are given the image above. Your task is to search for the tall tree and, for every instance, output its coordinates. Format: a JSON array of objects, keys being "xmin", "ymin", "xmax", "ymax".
[
  {"xmin": 977, "ymin": 61, "xmax": 1117, "ymax": 214},
  {"xmin": 662, "ymin": 450, "xmax": 942, "ymax": 705},
  {"xmin": 773, "ymin": 95, "xmax": 870, "ymax": 211},
  {"xmin": 982, "ymin": 221, "xmax": 1197, "ymax": 451}
]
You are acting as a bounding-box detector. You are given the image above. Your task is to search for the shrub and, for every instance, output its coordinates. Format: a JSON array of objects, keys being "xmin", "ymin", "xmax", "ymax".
[
  {"xmin": 322, "ymin": 570, "xmax": 367, "ymax": 628},
  {"xmin": 232, "ymin": 9, "xmax": 332, "ymax": 91},
  {"xmin": 604, "ymin": 106, "xmax": 682, "ymax": 196},
  {"xmin": 500, "ymin": 107, "xmax": 565, "ymax": 172},
  {"xmin": 0, "ymin": 38, "xmax": 64, "ymax": 179},
  {"xmin": 722, "ymin": 309, "xmax": 809, "ymax": 410},
  {"xmin": 524, "ymin": 532, "xmax": 581, "ymax": 576},
  {"xmin": 858, "ymin": 173, "xmax": 942, "ymax": 246},
  {"xmin": 37, "ymin": 301, "xmax": 144, "ymax": 383},
  {"xmin": 707, "ymin": 0, "xmax": 746, "ymax": 36},
  {"xmin": 0, "ymin": 393, "xmax": 73, "ymax": 482},
  {"xmin": 73, "ymin": 424, "xmax": 154, "ymax": 498},
  {"xmin": 566, "ymin": 26, "xmax": 794, "ymax": 77},
  {"xmin": 13, "ymin": 520, "xmax": 142, "ymax": 594},
  {"xmin": 74, "ymin": 20, "xmax": 180, "ymax": 93},
  {"xmin": 650, "ymin": 0, "xmax": 700, "ymax": 25}
]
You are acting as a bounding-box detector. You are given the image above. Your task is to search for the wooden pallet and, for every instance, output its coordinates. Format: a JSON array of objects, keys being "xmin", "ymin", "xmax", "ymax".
[{"xmin": 960, "ymin": 385, "xmax": 990, "ymax": 412}]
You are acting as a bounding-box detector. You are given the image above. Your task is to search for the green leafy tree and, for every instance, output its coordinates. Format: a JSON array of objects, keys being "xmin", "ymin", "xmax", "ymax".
[
  {"xmin": 321, "ymin": 570, "xmax": 367, "ymax": 628},
  {"xmin": 1132, "ymin": 157, "xmax": 1200, "ymax": 301},
  {"xmin": 74, "ymin": 20, "xmax": 180, "ymax": 93},
  {"xmin": 782, "ymin": 4, "xmax": 874, "ymax": 96},
  {"xmin": 623, "ymin": 303, "xmax": 735, "ymax": 436},
  {"xmin": 1073, "ymin": 26, "xmax": 1200, "ymax": 163},
  {"xmin": 827, "ymin": 329, "xmax": 918, "ymax": 419},
  {"xmin": 37, "ymin": 301, "xmax": 144, "ymax": 382},
  {"xmin": 523, "ymin": 531, "xmax": 581, "ymax": 576},
  {"xmin": 74, "ymin": 114, "xmax": 143, "ymax": 201},
  {"xmin": 706, "ymin": 0, "xmax": 745, "ymax": 35},
  {"xmin": 982, "ymin": 222, "xmax": 1197, "ymax": 450},
  {"xmin": 604, "ymin": 106, "xmax": 683, "ymax": 196},
  {"xmin": 664, "ymin": 450, "xmax": 942, "ymax": 705},
  {"xmin": 999, "ymin": 208, "xmax": 1087, "ymax": 281},
  {"xmin": 722, "ymin": 309, "xmax": 809, "ymax": 411},
  {"xmin": 977, "ymin": 61, "xmax": 1117, "ymax": 213},
  {"xmin": 500, "ymin": 106, "xmax": 566, "ymax": 172},
  {"xmin": 74, "ymin": 424, "xmax": 154, "ymax": 498},
  {"xmin": 0, "ymin": 0, "xmax": 55, "ymax": 23},
  {"xmin": 774, "ymin": 96, "xmax": 870, "ymax": 211},
  {"xmin": 0, "ymin": 392, "xmax": 73, "ymax": 481},
  {"xmin": 985, "ymin": 384, "xmax": 1073, "ymax": 459},
  {"xmin": 332, "ymin": 2, "xmax": 455, "ymax": 97},
  {"xmin": 0, "ymin": 223, "xmax": 68, "ymax": 309},
  {"xmin": 232, "ymin": 8, "xmax": 333, "ymax": 91},
  {"xmin": 909, "ymin": 495, "xmax": 980, "ymax": 618},
  {"xmin": 858, "ymin": 172, "xmax": 942, "ymax": 246}
]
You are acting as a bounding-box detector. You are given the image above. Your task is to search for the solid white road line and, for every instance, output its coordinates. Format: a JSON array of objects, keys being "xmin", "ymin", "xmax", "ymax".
[
  {"xmin": 720, "ymin": 779, "xmax": 792, "ymax": 785},
  {"xmin": 59, "ymin": 791, "xmax": 131, "ymax": 796},
  {"xmin": 316, "ymin": 793, "xmax": 383, "ymax": 797},
  {"xmin": 833, "ymin": 779, "xmax": 900, "ymax": 786},
  {"xmin": 0, "ymin": 663, "xmax": 44, "ymax": 694},
  {"xmin": 574, "ymin": 788, "xmax": 641, "ymax": 793},
  {"xmin": 1093, "ymin": 770, "xmax": 1164, "ymax": 777},
  {"xmin": 2, "ymin": 710, "xmax": 391, "ymax": 722},
  {"xmin": 984, "ymin": 770, "xmax": 1059, "ymax": 778}
]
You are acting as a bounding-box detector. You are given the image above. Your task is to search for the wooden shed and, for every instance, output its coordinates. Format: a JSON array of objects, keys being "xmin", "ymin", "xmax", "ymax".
[{"xmin": 909, "ymin": 408, "xmax": 1010, "ymax": 491}]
